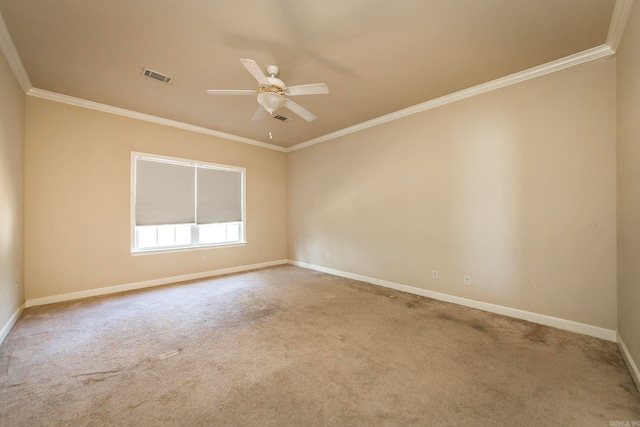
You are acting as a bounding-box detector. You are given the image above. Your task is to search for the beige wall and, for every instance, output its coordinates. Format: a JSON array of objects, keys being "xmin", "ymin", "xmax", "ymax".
[
  {"xmin": 289, "ymin": 58, "xmax": 617, "ymax": 329},
  {"xmin": 24, "ymin": 97, "xmax": 287, "ymax": 299},
  {"xmin": 0, "ymin": 47, "xmax": 25, "ymax": 328},
  {"xmin": 617, "ymin": 1, "xmax": 640, "ymax": 374}
]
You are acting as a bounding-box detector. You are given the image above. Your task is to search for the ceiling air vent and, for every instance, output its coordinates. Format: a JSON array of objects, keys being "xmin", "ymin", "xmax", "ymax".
[
  {"xmin": 273, "ymin": 114, "xmax": 290, "ymax": 122},
  {"xmin": 142, "ymin": 68, "xmax": 173, "ymax": 84}
]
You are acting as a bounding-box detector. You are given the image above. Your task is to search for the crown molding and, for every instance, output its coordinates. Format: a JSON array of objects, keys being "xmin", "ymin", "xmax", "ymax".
[
  {"xmin": 3, "ymin": 7, "xmax": 284, "ymax": 153},
  {"xmin": 4, "ymin": 1, "xmax": 623, "ymax": 154},
  {"xmin": 0, "ymin": 9, "xmax": 32, "ymax": 92},
  {"xmin": 287, "ymin": 44, "xmax": 614, "ymax": 152},
  {"xmin": 27, "ymin": 88, "xmax": 287, "ymax": 152},
  {"xmin": 607, "ymin": 0, "xmax": 634, "ymax": 51},
  {"xmin": 24, "ymin": 43, "xmax": 617, "ymax": 155}
]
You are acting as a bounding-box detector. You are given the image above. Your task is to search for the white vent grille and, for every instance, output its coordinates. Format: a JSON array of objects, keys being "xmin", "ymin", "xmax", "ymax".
[
  {"xmin": 142, "ymin": 68, "xmax": 173, "ymax": 84},
  {"xmin": 273, "ymin": 114, "xmax": 290, "ymax": 122}
]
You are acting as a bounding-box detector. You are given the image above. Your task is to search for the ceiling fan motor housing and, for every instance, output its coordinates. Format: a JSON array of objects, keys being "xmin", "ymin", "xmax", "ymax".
[{"xmin": 264, "ymin": 76, "xmax": 285, "ymax": 93}]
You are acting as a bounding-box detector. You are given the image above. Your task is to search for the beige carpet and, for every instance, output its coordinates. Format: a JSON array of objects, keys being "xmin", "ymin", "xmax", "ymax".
[{"xmin": 1, "ymin": 265, "xmax": 638, "ymax": 426}]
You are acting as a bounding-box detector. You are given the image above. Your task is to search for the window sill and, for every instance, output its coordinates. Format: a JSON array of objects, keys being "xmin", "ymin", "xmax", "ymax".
[{"xmin": 130, "ymin": 242, "xmax": 247, "ymax": 256}]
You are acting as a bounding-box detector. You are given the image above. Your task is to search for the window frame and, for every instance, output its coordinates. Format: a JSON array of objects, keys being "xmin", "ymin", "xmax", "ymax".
[{"xmin": 130, "ymin": 151, "xmax": 246, "ymax": 255}]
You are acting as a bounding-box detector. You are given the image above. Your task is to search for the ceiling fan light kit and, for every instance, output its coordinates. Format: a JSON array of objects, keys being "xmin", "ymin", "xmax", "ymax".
[
  {"xmin": 256, "ymin": 92, "xmax": 286, "ymax": 114},
  {"xmin": 207, "ymin": 58, "xmax": 329, "ymax": 123}
]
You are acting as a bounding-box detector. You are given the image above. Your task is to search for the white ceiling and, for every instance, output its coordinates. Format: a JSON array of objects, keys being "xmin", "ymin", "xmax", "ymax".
[{"xmin": 0, "ymin": 0, "xmax": 617, "ymax": 148}]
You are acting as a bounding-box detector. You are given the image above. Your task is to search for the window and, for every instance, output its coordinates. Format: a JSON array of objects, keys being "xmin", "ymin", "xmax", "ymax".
[{"xmin": 131, "ymin": 152, "xmax": 245, "ymax": 253}]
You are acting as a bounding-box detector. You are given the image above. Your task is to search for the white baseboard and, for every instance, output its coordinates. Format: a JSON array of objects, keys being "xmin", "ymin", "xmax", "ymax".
[
  {"xmin": 617, "ymin": 334, "xmax": 640, "ymax": 391},
  {"xmin": 26, "ymin": 259, "xmax": 289, "ymax": 308},
  {"xmin": 289, "ymin": 260, "xmax": 617, "ymax": 342},
  {"xmin": 0, "ymin": 303, "xmax": 25, "ymax": 345},
  {"xmin": 20, "ymin": 259, "xmax": 619, "ymax": 343},
  {"xmin": 11, "ymin": 260, "xmax": 635, "ymax": 384}
]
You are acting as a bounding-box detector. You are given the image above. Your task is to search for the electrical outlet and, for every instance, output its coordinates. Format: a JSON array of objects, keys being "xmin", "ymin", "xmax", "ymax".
[
  {"xmin": 202, "ymin": 256, "xmax": 208, "ymax": 263},
  {"xmin": 432, "ymin": 270, "xmax": 439, "ymax": 279},
  {"xmin": 464, "ymin": 275, "xmax": 471, "ymax": 286}
]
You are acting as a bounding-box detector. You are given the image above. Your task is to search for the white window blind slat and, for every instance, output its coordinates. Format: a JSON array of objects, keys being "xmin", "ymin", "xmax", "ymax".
[
  {"xmin": 197, "ymin": 167, "xmax": 242, "ymax": 224},
  {"xmin": 135, "ymin": 159, "xmax": 195, "ymax": 226}
]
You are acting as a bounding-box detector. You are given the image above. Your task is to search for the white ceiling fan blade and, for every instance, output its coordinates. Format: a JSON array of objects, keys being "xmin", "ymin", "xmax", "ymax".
[
  {"xmin": 252, "ymin": 105, "xmax": 267, "ymax": 121},
  {"xmin": 285, "ymin": 99, "xmax": 316, "ymax": 122},
  {"xmin": 206, "ymin": 89, "xmax": 257, "ymax": 95},
  {"xmin": 285, "ymin": 83, "xmax": 329, "ymax": 96},
  {"xmin": 240, "ymin": 58, "xmax": 270, "ymax": 86}
]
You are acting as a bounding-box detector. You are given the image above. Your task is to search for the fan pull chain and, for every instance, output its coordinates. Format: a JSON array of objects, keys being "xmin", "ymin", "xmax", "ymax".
[{"xmin": 269, "ymin": 112, "xmax": 273, "ymax": 140}]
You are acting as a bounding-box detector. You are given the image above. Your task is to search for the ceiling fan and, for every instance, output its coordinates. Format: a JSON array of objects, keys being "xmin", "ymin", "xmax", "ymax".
[{"xmin": 206, "ymin": 58, "xmax": 329, "ymax": 122}]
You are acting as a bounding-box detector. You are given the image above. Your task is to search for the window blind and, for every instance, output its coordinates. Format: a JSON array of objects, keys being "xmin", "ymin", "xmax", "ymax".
[
  {"xmin": 135, "ymin": 159, "xmax": 196, "ymax": 226},
  {"xmin": 196, "ymin": 167, "xmax": 242, "ymax": 224}
]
